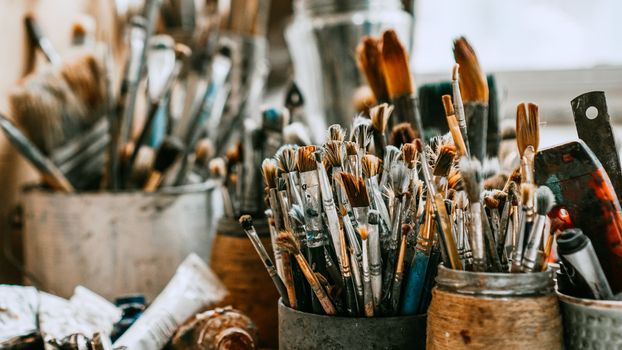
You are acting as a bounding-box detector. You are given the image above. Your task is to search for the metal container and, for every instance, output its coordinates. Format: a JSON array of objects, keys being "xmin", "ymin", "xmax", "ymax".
[
  {"xmin": 427, "ymin": 266, "xmax": 562, "ymax": 350},
  {"xmin": 21, "ymin": 181, "xmax": 219, "ymax": 301},
  {"xmin": 210, "ymin": 216, "xmax": 280, "ymax": 349},
  {"xmin": 285, "ymin": 0, "xmax": 414, "ymax": 142},
  {"xmin": 278, "ymin": 299, "xmax": 427, "ymax": 349},
  {"xmin": 558, "ymin": 292, "xmax": 622, "ymax": 349}
]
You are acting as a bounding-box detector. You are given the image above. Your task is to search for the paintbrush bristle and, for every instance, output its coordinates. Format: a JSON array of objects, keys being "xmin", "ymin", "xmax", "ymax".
[
  {"xmin": 353, "ymin": 85, "xmax": 377, "ymax": 114},
  {"xmin": 225, "ymin": 142, "xmax": 243, "ymax": 164},
  {"xmin": 359, "ymin": 226, "xmax": 368, "ymax": 240},
  {"xmin": 520, "ymin": 184, "xmax": 533, "ymax": 206},
  {"xmin": 383, "ymin": 145, "xmax": 401, "ymax": 168},
  {"xmin": 323, "ymin": 141, "xmax": 344, "ymax": 168},
  {"xmin": 401, "ymin": 142, "xmax": 417, "ymax": 169},
  {"xmin": 296, "ymin": 145, "xmax": 318, "ymax": 172},
  {"xmin": 459, "ymin": 157, "xmax": 483, "ymax": 202},
  {"xmin": 390, "ymin": 162, "xmax": 410, "ymax": 196},
  {"xmin": 483, "ymin": 173, "xmax": 508, "ymax": 190},
  {"xmin": 261, "ymin": 158, "xmax": 278, "ymax": 189},
  {"xmin": 536, "ymin": 186, "xmax": 555, "ymax": 216},
  {"xmin": 284, "ymin": 122, "xmax": 312, "ymax": 146},
  {"xmin": 433, "ymin": 144, "xmax": 457, "ymax": 177},
  {"xmin": 483, "ymin": 193, "xmax": 500, "ymax": 209},
  {"xmin": 352, "ymin": 116, "xmax": 372, "ymax": 150},
  {"xmin": 277, "ymin": 230, "xmax": 300, "ymax": 254},
  {"xmin": 453, "ymin": 37, "xmax": 488, "ymax": 103},
  {"xmin": 516, "ymin": 102, "xmax": 540, "ymax": 157},
  {"xmin": 328, "ymin": 124, "xmax": 346, "ymax": 142},
  {"xmin": 345, "ymin": 141, "xmax": 358, "ymax": 156},
  {"xmin": 239, "ymin": 214, "xmax": 253, "ymax": 230},
  {"xmin": 289, "ymin": 205, "xmax": 305, "ymax": 226},
  {"xmin": 340, "ymin": 172, "xmax": 370, "ymax": 207},
  {"xmin": 362, "ymin": 154, "xmax": 381, "ymax": 178},
  {"xmin": 209, "ymin": 157, "xmax": 227, "ymax": 178},
  {"xmin": 454, "ymin": 191, "xmax": 468, "ymax": 210},
  {"xmin": 154, "ymin": 136, "xmax": 184, "ymax": 172},
  {"xmin": 389, "ymin": 122, "xmax": 416, "ymax": 148},
  {"xmin": 369, "ymin": 103, "xmax": 393, "ymax": 134},
  {"xmin": 61, "ymin": 54, "xmax": 107, "ymax": 113},
  {"xmin": 357, "ymin": 36, "xmax": 388, "ymax": 102},
  {"xmin": 275, "ymin": 144, "xmax": 299, "ymax": 173},
  {"xmin": 381, "ymin": 29, "xmax": 413, "ymax": 98},
  {"xmin": 448, "ymin": 167, "xmax": 463, "ymax": 191}
]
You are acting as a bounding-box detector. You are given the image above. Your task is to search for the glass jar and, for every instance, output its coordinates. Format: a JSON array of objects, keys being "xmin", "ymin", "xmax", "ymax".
[{"xmin": 285, "ymin": 0, "xmax": 414, "ymax": 141}]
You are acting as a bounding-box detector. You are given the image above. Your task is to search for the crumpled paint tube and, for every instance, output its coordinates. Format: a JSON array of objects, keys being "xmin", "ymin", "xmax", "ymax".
[{"xmin": 113, "ymin": 253, "xmax": 228, "ymax": 349}]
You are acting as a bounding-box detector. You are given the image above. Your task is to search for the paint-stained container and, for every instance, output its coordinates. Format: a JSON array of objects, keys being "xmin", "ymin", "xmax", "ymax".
[
  {"xmin": 278, "ymin": 300, "xmax": 427, "ymax": 350},
  {"xmin": 21, "ymin": 182, "xmax": 218, "ymax": 302},
  {"xmin": 558, "ymin": 292, "xmax": 622, "ymax": 349},
  {"xmin": 427, "ymin": 266, "xmax": 562, "ymax": 350},
  {"xmin": 210, "ymin": 216, "xmax": 280, "ymax": 348}
]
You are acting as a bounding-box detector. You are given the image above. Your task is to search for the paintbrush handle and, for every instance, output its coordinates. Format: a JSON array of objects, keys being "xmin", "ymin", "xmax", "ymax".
[
  {"xmin": 433, "ymin": 194, "xmax": 462, "ymax": 270},
  {"xmin": 294, "ymin": 254, "xmax": 336, "ymax": 315},
  {"xmin": 521, "ymin": 215, "xmax": 547, "ymax": 272},
  {"xmin": 452, "ymin": 79, "xmax": 470, "ymax": 155},
  {"xmin": 469, "ymin": 203, "xmax": 486, "ymax": 272},
  {"xmin": 143, "ymin": 171, "xmax": 163, "ymax": 192},
  {"xmin": 400, "ymin": 249, "xmax": 429, "ymax": 315},
  {"xmin": 510, "ymin": 207, "xmax": 529, "ymax": 272},
  {"xmin": 24, "ymin": 15, "xmax": 61, "ymax": 65},
  {"xmin": 316, "ymin": 162, "xmax": 343, "ymax": 266},
  {"xmin": 361, "ymin": 239, "xmax": 374, "ymax": 317}
]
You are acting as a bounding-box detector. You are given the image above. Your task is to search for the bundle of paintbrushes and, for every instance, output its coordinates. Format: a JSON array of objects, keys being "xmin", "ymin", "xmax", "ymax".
[{"xmin": 2, "ymin": 3, "xmax": 271, "ymax": 193}]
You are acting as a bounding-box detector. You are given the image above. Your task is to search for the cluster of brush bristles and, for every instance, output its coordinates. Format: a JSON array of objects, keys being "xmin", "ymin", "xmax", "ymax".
[{"xmin": 237, "ymin": 96, "xmax": 558, "ymax": 317}]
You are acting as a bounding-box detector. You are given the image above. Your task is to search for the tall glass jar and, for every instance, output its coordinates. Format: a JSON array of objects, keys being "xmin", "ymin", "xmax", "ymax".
[{"xmin": 285, "ymin": 0, "xmax": 413, "ymax": 141}]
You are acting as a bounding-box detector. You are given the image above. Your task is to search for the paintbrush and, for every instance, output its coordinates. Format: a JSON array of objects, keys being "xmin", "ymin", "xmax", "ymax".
[
  {"xmin": 362, "ymin": 154, "xmax": 391, "ymax": 229},
  {"xmin": 284, "ymin": 122, "xmax": 312, "ymax": 146},
  {"xmin": 128, "ymin": 145, "xmax": 155, "ymax": 188},
  {"xmin": 24, "ymin": 13, "xmax": 61, "ymax": 65},
  {"xmin": 240, "ymin": 215, "xmax": 290, "ymax": 307},
  {"xmin": 442, "ymin": 95, "xmax": 468, "ymax": 157},
  {"xmin": 277, "ymin": 230, "xmax": 337, "ymax": 315},
  {"xmin": 267, "ymin": 210, "xmax": 298, "ymax": 310},
  {"xmin": 389, "ymin": 123, "xmax": 417, "ymax": 149},
  {"xmin": 367, "ymin": 210, "xmax": 382, "ymax": 313},
  {"xmin": 359, "ymin": 226, "xmax": 374, "ymax": 317},
  {"xmin": 352, "ymin": 117, "xmax": 372, "ymax": 177},
  {"xmin": 460, "ymin": 157, "xmax": 486, "ymax": 271},
  {"xmin": 211, "ymin": 158, "xmax": 235, "ymax": 218},
  {"xmin": 338, "ymin": 204, "xmax": 364, "ymax": 311},
  {"xmin": 510, "ymin": 184, "xmax": 534, "ymax": 272},
  {"xmin": 144, "ymin": 136, "xmax": 184, "ymax": 192},
  {"xmin": 381, "ymin": 30, "xmax": 423, "ymax": 138},
  {"xmin": 338, "ymin": 206, "xmax": 359, "ymax": 316},
  {"xmin": 369, "ymin": 104, "xmax": 393, "ymax": 159},
  {"xmin": 0, "ymin": 114, "xmax": 74, "ymax": 192},
  {"xmin": 453, "ymin": 191, "xmax": 469, "ymax": 267},
  {"xmin": 453, "ymin": 37, "xmax": 488, "ymax": 161},
  {"xmin": 379, "ymin": 145, "xmax": 401, "ymax": 191},
  {"xmin": 276, "ymin": 145, "xmax": 304, "ymax": 208},
  {"xmin": 327, "ymin": 124, "xmax": 346, "ymax": 143},
  {"xmin": 314, "ymin": 150, "xmax": 342, "ymax": 266},
  {"xmin": 516, "ymin": 102, "xmax": 540, "ymax": 185},
  {"xmin": 522, "ymin": 186, "xmax": 556, "ymax": 272},
  {"xmin": 357, "ymin": 37, "xmax": 389, "ymax": 104},
  {"xmin": 390, "ymin": 224, "xmax": 410, "ymax": 314},
  {"xmin": 344, "ymin": 141, "xmax": 359, "ymax": 177},
  {"xmin": 451, "ymin": 64, "xmax": 470, "ymax": 153}
]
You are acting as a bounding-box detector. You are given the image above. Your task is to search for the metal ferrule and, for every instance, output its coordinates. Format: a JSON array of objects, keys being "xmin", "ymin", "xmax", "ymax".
[
  {"xmin": 367, "ymin": 220, "xmax": 382, "ymax": 307},
  {"xmin": 348, "ymin": 155, "xmax": 359, "ymax": 177},
  {"xmin": 521, "ymin": 214, "xmax": 547, "ymax": 272},
  {"xmin": 284, "ymin": 172, "xmax": 304, "ymax": 208},
  {"xmin": 469, "ymin": 203, "xmax": 486, "ymax": 271},
  {"xmin": 367, "ymin": 177, "xmax": 391, "ymax": 228},
  {"xmin": 299, "ymin": 170, "xmax": 323, "ymax": 230},
  {"xmin": 316, "ymin": 162, "xmax": 342, "ymax": 265}
]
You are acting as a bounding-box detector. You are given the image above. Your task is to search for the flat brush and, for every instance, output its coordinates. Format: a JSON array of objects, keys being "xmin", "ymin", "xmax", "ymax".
[
  {"xmin": 357, "ymin": 36, "xmax": 389, "ymax": 104},
  {"xmin": 240, "ymin": 215, "xmax": 290, "ymax": 307},
  {"xmin": 278, "ymin": 230, "xmax": 337, "ymax": 315},
  {"xmin": 362, "ymin": 154, "xmax": 391, "ymax": 228},
  {"xmin": 460, "ymin": 157, "xmax": 486, "ymax": 271},
  {"xmin": 369, "ymin": 103, "xmax": 392, "ymax": 159},
  {"xmin": 381, "ymin": 30, "xmax": 424, "ymax": 138},
  {"xmin": 276, "ymin": 145, "xmax": 304, "ymax": 208},
  {"xmin": 453, "ymin": 37, "xmax": 488, "ymax": 161},
  {"xmin": 144, "ymin": 136, "xmax": 184, "ymax": 192},
  {"xmin": 24, "ymin": 14, "xmax": 61, "ymax": 65},
  {"xmin": 0, "ymin": 114, "xmax": 74, "ymax": 192}
]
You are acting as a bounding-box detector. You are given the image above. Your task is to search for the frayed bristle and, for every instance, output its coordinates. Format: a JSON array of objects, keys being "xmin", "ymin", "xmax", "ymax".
[
  {"xmin": 225, "ymin": 142, "xmax": 243, "ymax": 164},
  {"xmin": 483, "ymin": 194, "xmax": 500, "ymax": 209},
  {"xmin": 261, "ymin": 158, "xmax": 278, "ymax": 189},
  {"xmin": 339, "ymin": 205, "xmax": 348, "ymax": 218},
  {"xmin": 401, "ymin": 142, "xmax": 417, "ymax": 169},
  {"xmin": 459, "ymin": 157, "xmax": 483, "ymax": 202},
  {"xmin": 448, "ymin": 167, "xmax": 463, "ymax": 191},
  {"xmin": 353, "ymin": 85, "xmax": 377, "ymax": 114},
  {"xmin": 390, "ymin": 162, "xmax": 410, "ymax": 196},
  {"xmin": 154, "ymin": 136, "xmax": 184, "ymax": 172},
  {"xmin": 277, "ymin": 230, "xmax": 300, "ymax": 254},
  {"xmin": 328, "ymin": 124, "xmax": 346, "ymax": 142},
  {"xmin": 345, "ymin": 141, "xmax": 358, "ymax": 156},
  {"xmin": 520, "ymin": 184, "xmax": 533, "ymax": 206},
  {"xmin": 536, "ymin": 186, "xmax": 555, "ymax": 216},
  {"xmin": 453, "ymin": 37, "xmax": 488, "ymax": 102},
  {"xmin": 356, "ymin": 36, "xmax": 388, "ymax": 102},
  {"xmin": 195, "ymin": 138, "xmax": 214, "ymax": 163},
  {"xmin": 352, "ymin": 116, "xmax": 372, "ymax": 150},
  {"xmin": 296, "ymin": 145, "xmax": 318, "ymax": 172},
  {"xmin": 481, "ymin": 157, "xmax": 501, "ymax": 179},
  {"xmin": 239, "ymin": 214, "xmax": 253, "ymax": 230},
  {"xmin": 381, "ymin": 30, "xmax": 414, "ymax": 98},
  {"xmin": 454, "ymin": 191, "xmax": 468, "ymax": 210},
  {"xmin": 516, "ymin": 102, "xmax": 540, "ymax": 156},
  {"xmin": 275, "ymin": 144, "xmax": 299, "ymax": 173},
  {"xmin": 209, "ymin": 157, "xmax": 227, "ymax": 178},
  {"xmin": 369, "ymin": 103, "xmax": 393, "ymax": 133},
  {"xmin": 362, "ymin": 154, "xmax": 382, "ymax": 178},
  {"xmin": 340, "ymin": 172, "xmax": 370, "ymax": 207},
  {"xmin": 433, "ymin": 144, "xmax": 457, "ymax": 177},
  {"xmin": 324, "ymin": 141, "xmax": 344, "ymax": 168},
  {"xmin": 389, "ymin": 122, "xmax": 416, "ymax": 148},
  {"xmin": 483, "ymin": 173, "xmax": 508, "ymax": 190}
]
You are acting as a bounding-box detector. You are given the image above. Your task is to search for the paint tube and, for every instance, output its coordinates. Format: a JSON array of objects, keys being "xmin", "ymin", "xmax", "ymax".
[
  {"xmin": 113, "ymin": 253, "xmax": 228, "ymax": 349},
  {"xmin": 0, "ymin": 285, "xmax": 39, "ymax": 346}
]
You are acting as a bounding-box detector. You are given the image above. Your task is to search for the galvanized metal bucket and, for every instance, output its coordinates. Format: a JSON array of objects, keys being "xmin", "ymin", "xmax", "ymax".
[
  {"xmin": 278, "ymin": 299, "xmax": 427, "ymax": 350},
  {"xmin": 427, "ymin": 266, "xmax": 562, "ymax": 350},
  {"xmin": 21, "ymin": 181, "xmax": 220, "ymax": 301},
  {"xmin": 558, "ymin": 292, "xmax": 622, "ymax": 349}
]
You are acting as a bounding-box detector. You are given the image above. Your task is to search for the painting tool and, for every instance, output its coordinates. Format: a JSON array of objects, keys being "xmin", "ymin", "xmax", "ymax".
[
  {"xmin": 521, "ymin": 186, "xmax": 556, "ymax": 272},
  {"xmin": 240, "ymin": 215, "xmax": 290, "ymax": 307},
  {"xmin": 356, "ymin": 36, "xmax": 388, "ymax": 104},
  {"xmin": 381, "ymin": 30, "xmax": 423, "ymax": 138},
  {"xmin": 144, "ymin": 136, "xmax": 184, "ymax": 192},
  {"xmin": 460, "ymin": 157, "xmax": 486, "ymax": 271},
  {"xmin": 24, "ymin": 13, "xmax": 61, "ymax": 65}
]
